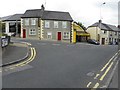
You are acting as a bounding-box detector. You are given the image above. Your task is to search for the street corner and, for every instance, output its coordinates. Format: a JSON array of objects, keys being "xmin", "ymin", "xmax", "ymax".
[
  {"xmin": 2, "ymin": 41, "xmax": 35, "ymax": 68},
  {"xmin": 2, "ymin": 42, "xmax": 36, "ymax": 73}
]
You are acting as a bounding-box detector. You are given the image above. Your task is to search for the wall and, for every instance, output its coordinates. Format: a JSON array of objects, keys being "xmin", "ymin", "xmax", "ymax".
[
  {"xmin": 43, "ymin": 20, "xmax": 71, "ymax": 42},
  {"xmin": 22, "ymin": 18, "xmax": 39, "ymax": 39}
]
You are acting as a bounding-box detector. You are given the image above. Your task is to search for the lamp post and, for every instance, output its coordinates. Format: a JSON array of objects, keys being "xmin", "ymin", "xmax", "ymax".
[
  {"xmin": 100, "ymin": 2, "xmax": 106, "ymax": 20},
  {"xmin": 99, "ymin": 2, "xmax": 106, "ymax": 45}
]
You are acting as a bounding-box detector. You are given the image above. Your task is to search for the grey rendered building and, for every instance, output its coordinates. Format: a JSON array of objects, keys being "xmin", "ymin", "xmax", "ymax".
[{"xmin": 21, "ymin": 5, "xmax": 73, "ymax": 42}]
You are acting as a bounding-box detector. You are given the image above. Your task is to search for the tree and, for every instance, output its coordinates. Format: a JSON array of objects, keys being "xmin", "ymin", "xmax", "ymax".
[{"xmin": 75, "ymin": 22, "xmax": 87, "ymax": 31}]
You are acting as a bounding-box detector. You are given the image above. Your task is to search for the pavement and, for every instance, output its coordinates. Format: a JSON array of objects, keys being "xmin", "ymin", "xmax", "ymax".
[
  {"xmin": 108, "ymin": 59, "xmax": 119, "ymax": 89},
  {"xmin": 2, "ymin": 42, "xmax": 28, "ymax": 66},
  {"xmin": 2, "ymin": 38, "xmax": 119, "ymax": 88}
]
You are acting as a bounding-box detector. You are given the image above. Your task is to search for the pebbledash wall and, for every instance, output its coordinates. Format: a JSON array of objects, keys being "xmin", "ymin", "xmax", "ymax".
[{"xmin": 21, "ymin": 18, "xmax": 73, "ymax": 42}]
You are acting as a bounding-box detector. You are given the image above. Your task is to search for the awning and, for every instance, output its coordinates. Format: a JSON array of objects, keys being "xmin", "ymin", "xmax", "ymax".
[{"xmin": 77, "ymin": 33, "xmax": 90, "ymax": 36}]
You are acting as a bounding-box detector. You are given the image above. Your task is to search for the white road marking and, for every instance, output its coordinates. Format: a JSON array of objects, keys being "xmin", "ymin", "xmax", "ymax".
[
  {"xmin": 87, "ymin": 82, "xmax": 92, "ymax": 88},
  {"xmin": 52, "ymin": 44, "xmax": 60, "ymax": 46}
]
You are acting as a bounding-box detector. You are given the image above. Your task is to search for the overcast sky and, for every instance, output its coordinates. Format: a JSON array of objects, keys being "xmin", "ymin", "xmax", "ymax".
[{"xmin": 0, "ymin": 0, "xmax": 119, "ymax": 27}]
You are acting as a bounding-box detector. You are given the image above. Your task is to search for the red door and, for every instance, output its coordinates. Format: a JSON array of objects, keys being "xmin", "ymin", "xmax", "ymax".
[
  {"xmin": 58, "ymin": 32, "xmax": 61, "ymax": 41},
  {"xmin": 23, "ymin": 29, "xmax": 26, "ymax": 38}
]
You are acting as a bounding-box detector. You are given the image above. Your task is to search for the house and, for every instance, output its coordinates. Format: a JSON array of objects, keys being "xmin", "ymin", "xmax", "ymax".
[
  {"xmin": 21, "ymin": 5, "xmax": 73, "ymax": 42},
  {"xmin": 87, "ymin": 20, "xmax": 119, "ymax": 45},
  {"xmin": 1, "ymin": 14, "xmax": 23, "ymax": 36},
  {"xmin": 72, "ymin": 22, "xmax": 90, "ymax": 43}
]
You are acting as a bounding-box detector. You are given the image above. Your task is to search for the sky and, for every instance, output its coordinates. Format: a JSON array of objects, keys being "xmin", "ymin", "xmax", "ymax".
[{"xmin": 0, "ymin": 0, "xmax": 119, "ymax": 27}]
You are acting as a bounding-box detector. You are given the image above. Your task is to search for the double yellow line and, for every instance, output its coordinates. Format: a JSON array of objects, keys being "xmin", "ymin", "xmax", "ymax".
[
  {"xmin": 6, "ymin": 47, "xmax": 36, "ymax": 69},
  {"xmin": 87, "ymin": 51, "xmax": 119, "ymax": 89}
]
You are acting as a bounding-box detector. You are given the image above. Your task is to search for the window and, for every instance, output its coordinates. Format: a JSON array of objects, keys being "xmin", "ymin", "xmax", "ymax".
[
  {"xmin": 25, "ymin": 19, "xmax": 29, "ymax": 26},
  {"xmin": 62, "ymin": 22, "xmax": 67, "ymax": 28},
  {"xmin": 115, "ymin": 32, "xmax": 117, "ymax": 35},
  {"xmin": 29, "ymin": 29, "xmax": 36, "ymax": 35},
  {"xmin": 47, "ymin": 32, "xmax": 52, "ymax": 39},
  {"xmin": 102, "ymin": 30, "xmax": 107, "ymax": 34},
  {"xmin": 54, "ymin": 21, "xmax": 58, "ymax": 28},
  {"xmin": 45, "ymin": 21, "xmax": 50, "ymax": 28},
  {"xmin": 63, "ymin": 32, "xmax": 70, "ymax": 39},
  {"xmin": 31, "ymin": 18, "xmax": 36, "ymax": 25}
]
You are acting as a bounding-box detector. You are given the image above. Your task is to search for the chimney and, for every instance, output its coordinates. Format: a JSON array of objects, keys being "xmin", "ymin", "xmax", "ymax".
[
  {"xmin": 118, "ymin": 25, "xmax": 120, "ymax": 29},
  {"xmin": 99, "ymin": 20, "xmax": 102, "ymax": 23},
  {"xmin": 41, "ymin": 4, "xmax": 45, "ymax": 11}
]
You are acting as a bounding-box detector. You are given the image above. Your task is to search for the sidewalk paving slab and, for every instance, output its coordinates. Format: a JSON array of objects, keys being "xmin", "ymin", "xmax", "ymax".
[{"xmin": 2, "ymin": 42, "xmax": 28, "ymax": 66}]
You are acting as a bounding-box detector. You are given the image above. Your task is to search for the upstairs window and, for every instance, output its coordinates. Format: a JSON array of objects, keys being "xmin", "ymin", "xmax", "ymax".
[
  {"xmin": 115, "ymin": 32, "xmax": 117, "ymax": 35},
  {"xmin": 31, "ymin": 18, "xmax": 36, "ymax": 25},
  {"xmin": 45, "ymin": 21, "xmax": 50, "ymax": 28},
  {"xmin": 25, "ymin": 19, "xmax": 29, "ymax": 26},
  {"xmin": 62, "ymin": 22, "xmax": 67, "ymax": 28},
  {"xmin": 54, "ymin": 21, "xmax": 58, "ymax": 28}
]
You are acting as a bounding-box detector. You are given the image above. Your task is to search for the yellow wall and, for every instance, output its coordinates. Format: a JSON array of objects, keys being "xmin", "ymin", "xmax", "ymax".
[
  {"xmin": 87, "ymin": 27, "xmax": 110, "ymax": 45},
  {"xmin": 87, "ymin": 27, "xmax": 98, "ymax": 40},
  {"xmin": 72, "ymin": 22, "xmax": 84, "ymax": 43}
]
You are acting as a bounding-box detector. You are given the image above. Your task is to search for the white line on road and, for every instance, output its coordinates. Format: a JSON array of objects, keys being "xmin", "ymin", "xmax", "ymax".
[
  {"xmin": 52, "ymin": 44, "xmax": 60, "ymax": 46},
  {"xmin": 38, "ymin": 43, "xmax": 47, "ymax": 45},
  {"xmin": 87, "ymin": 82, "xmax": 92, "ymax": 88},
  {"xmin": 92, "ymin": 83, "xmax": 99, "ymax": 89},
  {"xmin": 94, "ymin": 74, "xmax": 100, "ymax": 79}
]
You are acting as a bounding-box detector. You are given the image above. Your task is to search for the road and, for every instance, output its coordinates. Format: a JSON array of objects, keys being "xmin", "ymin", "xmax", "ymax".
[{"xmin": 2, "ymin": 39, "xmax": 118, "ymax": 88}]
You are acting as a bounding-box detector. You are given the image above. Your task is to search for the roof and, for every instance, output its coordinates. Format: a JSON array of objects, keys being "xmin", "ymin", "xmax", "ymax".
[
  {"xmin": 22, "ymin": 9, "xmax": 73, "ymax": 21},
  {"xmin": 22, "ymin": 9, "xmax": 43, "ymax": 18},
  {"xmin": 1, "ymin": 14, "xmax": 23, "ymax": 21},
  {"xmin": 88, "ymin": 22, "xmax": 119, "ymax": 32},
  {"xmin": 0, "ymin": 15, "xmax": 12, "ymax": 21},
  {"xmin": 42, "ymin": 11, "xmax": 73, "ymax": 21}
]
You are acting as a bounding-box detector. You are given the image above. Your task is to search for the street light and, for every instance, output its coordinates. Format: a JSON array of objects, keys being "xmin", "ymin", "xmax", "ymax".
[
  {"xmin": 99, "ymin": 2, "xmax": 106, "ymax": 44},
  {"xmin": 100, "ymin": 2, "xmax": 106, "ymax": 20}
]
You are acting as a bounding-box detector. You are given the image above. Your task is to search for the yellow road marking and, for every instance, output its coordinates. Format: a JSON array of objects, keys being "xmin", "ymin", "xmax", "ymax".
[
  {"xmin": 101, "ymin": 55, "xmax": 115, "ymax": 72},
  {"xmin": 100, "ymin": 62, "xmax": 114, "ymax": 81},
  {"xmin": 4, "ymin": 47, "xmax": 36, "ymax": 71},
  {"xmin": 92, "ymin": 83, "xmax": 99, "ymax": 89},
  {"xmin": 14, "ymin": 48, "xmax": 34, "ymax": 67},
  {"xmin": 87, "ymin": 82, "xmax": 92, "ymax": 88},
  {"xmin": 94, "ymin": 74, "xmax": 100, "ymax": 79},
  {"xmin": 25, "ymin": 48, "xmax": 36, "ymax": 65}
]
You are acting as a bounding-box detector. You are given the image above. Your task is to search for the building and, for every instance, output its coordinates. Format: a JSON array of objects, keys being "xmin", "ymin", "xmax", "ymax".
[
  {"xmin": 72, "ymin": 22, "xmax": 90, "ymax": 43},
  {"xmin": 21, "ymin": 5, "xmax": 73, "ymax": 42},
  {"xmin": 87, "ymin": 20, "xmax": 119, "ymax": 45},
  {"xmin": 1, "ymin": 14, "xmax": 23, "ymax": 36}
]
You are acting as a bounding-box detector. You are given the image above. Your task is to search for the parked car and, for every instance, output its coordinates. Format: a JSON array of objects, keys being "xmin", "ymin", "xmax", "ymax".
[{"xmin": 87, "ymin": 39, "xmax": 100, "ymax": 45}]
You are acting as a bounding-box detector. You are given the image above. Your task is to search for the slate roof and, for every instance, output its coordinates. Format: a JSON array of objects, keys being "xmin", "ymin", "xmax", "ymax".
[
  {"xmin": 88, "ymin": 22, "xmax": 119, "ymax": 32},
  {"xmin": 22, "ymin": 9, "xmax": 73, "ymax": 21},
  {"xmin": 1, "ymin": 14, "xmax": 23, "ymax": 21},
  {"xmin": 0, "ymin": 15, "xmax": 12, "ymax": 21},
  {"xmin": 22, "ymin": 9, "xmax": 43, "ymax": 18}
]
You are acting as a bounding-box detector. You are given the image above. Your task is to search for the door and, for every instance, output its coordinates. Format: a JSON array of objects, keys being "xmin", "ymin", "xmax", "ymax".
[
  {"xmin": 23, "ymin": 29, "xmax": 26, "ymax": 38},
  {"xmin": 102, "ymin": 38, "xmax": 105, "ymax": 45},
  {"xmin": 58, "ymin": 32, "xmax": 61, "ymax": 41}
]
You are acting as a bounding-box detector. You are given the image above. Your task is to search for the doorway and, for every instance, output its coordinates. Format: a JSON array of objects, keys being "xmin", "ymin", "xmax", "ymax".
[
  {"xmin": 57, "ymin": 32, "xmax": 61, "ymax": 41},
  {"xmin": 23, "ymin": 29, "xmax": 26, "ymax": 38}
]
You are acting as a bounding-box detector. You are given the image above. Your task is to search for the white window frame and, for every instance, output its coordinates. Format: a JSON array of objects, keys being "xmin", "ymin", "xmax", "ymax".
[
  {"xmin": 25, "ymin": 18, "xmax": 29, "ymax": 26},
  {"xmin": 29, "ymin": 29, "xmax": 36, "ymax": 35},
  {"xmin": 31, "ymin": 18, "xmax": 36, "ymax": 25},
  {"xmin": 54, "ymin": 21, "xmax": 58, "ymax": 28},
  {"xmin": 62, "ymin": 21, "xmax": 67, "ymax": 28},
  {"xmin": 63, "ymin": 32, "xmax": 70, "ymax": 39},
  {"xmin": 45, "ymin": 21, "xmax": 50, "ymax": 28},
  {"xmin": 47, "ymin": 32, "xmax": 52, "ymax": 39}
]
